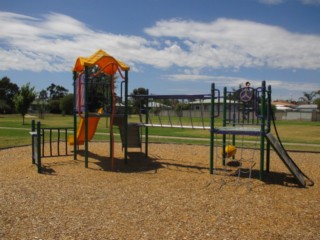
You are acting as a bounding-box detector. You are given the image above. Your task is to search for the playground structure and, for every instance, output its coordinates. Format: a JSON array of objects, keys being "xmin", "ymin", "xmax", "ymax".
[
  {"xmin": 124, "ymin": 80, "xmax": 313, "ymax": 187},
  {"xmin": 29, "ymin": 49, "xmax": 313, "ymax": 187},
  {"xmin": 70, "ymin": 50, "xmax": 130, "ymax": 169},
  {"xmin": 211, "ymin": 81, "xmax": 313, "ymax": 187},
  {"xmin": 211, "ymin": 81, "xmax": 268, "ymax": 181}
]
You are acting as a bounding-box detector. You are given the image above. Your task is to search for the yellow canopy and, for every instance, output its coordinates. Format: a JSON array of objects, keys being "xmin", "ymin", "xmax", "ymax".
[{"xmin": 73, "ymin": 49, "xmax": 130, "ymax": 75}]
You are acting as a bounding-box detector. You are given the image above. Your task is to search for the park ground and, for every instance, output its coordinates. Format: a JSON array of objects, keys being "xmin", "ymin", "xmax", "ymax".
[{"xmin": 1, "ymin": 142, "xmax": 319, "ymax": 239}]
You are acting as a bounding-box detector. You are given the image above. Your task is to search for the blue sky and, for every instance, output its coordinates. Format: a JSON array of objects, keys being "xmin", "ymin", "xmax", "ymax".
[{"xmin": 1, "ymin": 0, "xmax": 320, "ymax": 100}]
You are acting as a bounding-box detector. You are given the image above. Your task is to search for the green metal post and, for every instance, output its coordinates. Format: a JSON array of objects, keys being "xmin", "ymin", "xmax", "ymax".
[
  {"xmin": 210, "ymin": 83, "xmax": 215, "ymax": 174},
  {"xmin": 110, "ymin": 76, "xmax": 113, "ymax": 164},
  {"xmin": 232, "ymin": 89, "xmax": 236, "ymax": 160},
  {"xmin": 266, "ymin": 85, "xmax": 272, "ymax": 173},
  {"xmin": 84, "ymin": 66, "xmax": 89, "ymax": 168},
  {"xmin": 222, "ymin": 87, "xmax": 227, "ymax": 165},
  {"xmin": 124, "ymin": 70, "xmax": 129, "ymax": 164},
  {"xmin": 73, "ymin": 71, "xmax": 77, "ymax": 160},
  {"xmin": 145, "ymin": 89, "xmax": 149, "ymax": 158},
  {"xmin": 259, "ymin": 81, "xmax": 266, "ymax": 180},
  {"xmin": 31, "ymin": 120, "xmax": 35, "ymax": 164},
  {"xmin": 36, "ymin": 121, "xmax": 42, "ymax": 173}
]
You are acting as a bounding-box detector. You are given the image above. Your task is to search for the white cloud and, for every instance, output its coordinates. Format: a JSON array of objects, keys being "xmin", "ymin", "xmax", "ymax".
[
  {"xmin": 259, "ymin": 0, "xmax": 320, "ymax": 5},
  {"xmin": 163, "ymin": 74, "xmax": 319, "ymax": 94},
  {"xmin": 144, "ymin": 18, "xmax": 320, "ymax": 70},
  {"xmin": 0, "ymin": 11, "xmax": 320, "ymax": 74},
  {"xmin": 300, "ymin": 0, "xmax": 320, "ymax": 5},
  {"xmin": 0, "ymin": 12, "xmax": 148, "ymax": 71},
  {"xmin": 259, "ymin": 0, "xmax": 286, "ymax": 5},
  {"xmin": 163, "ymin": 74, "xmax": 214, "ymax": 82}
]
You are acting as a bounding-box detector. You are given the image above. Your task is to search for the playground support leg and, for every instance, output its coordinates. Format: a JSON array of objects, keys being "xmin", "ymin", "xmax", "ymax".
[
  {"xmin": 259, "ymin": 81, "xmax": 266, "ymax": 180},
  {"xmin": 145, "ymin": 89, "xmax": 149, "ymax": 158},
  {"xmin": 266, "ymin": 141, "xmax": 270, "ymax": 173},
  {"xmin": 109, "ymin": 125, "xmax": 112, "ymax": 164},
  {"xmin": 84, "ymin": 67, "xmax": 89, "ymax": 168},
  {"xmin": 145, "ymin": 126, "xmax": 149, "ymax": 158},
  {"xmin": 73, "ymin": 71, "xmax": 77, "ymax": 160},
  {"xmin": 266, "ymin": 85, "xmax": 272, "ymax": 173},
  {"xmin": 209, "ymin": 83, "xmax": 215, "ymax": 174},
  {"xmin": 31, "ymin": 120, "xmax": 35, "ymax": 164},
  {"xmin": 124, "ymin": 70, "xmax": 129, "ymax": 164},
  {"xmin": 36, "ymin": 121, "xmax": 42, "ymax": 173},
  {"xmin": 222, "ymin": 87, "xmax": 227, "ymax": 166}
]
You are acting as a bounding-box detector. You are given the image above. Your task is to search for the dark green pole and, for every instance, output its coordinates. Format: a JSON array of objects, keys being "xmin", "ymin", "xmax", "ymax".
[
  {"xmin": 31, "ymin": 120, "xmax": 35, "ymax": 164},
  {"xmin": 37, "ymin": 121, "xmax": 42, "ymax": 173},
  {"xmin": 110, "ymin": 76, "xmax": 113, "ymax": 164},
  {"xmin": 210, "ymin": 83, "xmax": 215, "ymax": 174},
  {"xmin": 73, "ymin": 71, "xmax": 77, "ymax": 160},
  {"xmin": 124, "ymin": 70, "xmax": 129, "ymax": 164},
  {"xmin": 222, "ymin": 87, "xmax": 227, "ymax": 165},
  {"xmin": 232, "ymin": 89, "xmax": 236, "ymax": 160},
  {"xmin": 84, "ymin": 66, "xmax": 89, "ymax": 168},
  {"xmin": 145, "ymin": 89, "xmax": 149, "ymax": 158},
  {"xmin": 266, "ymin": 85, "xmax": 272, "ymax": 173},
  {"xmin": 259, "ymin": 81, "xmax": 266, "ymax": 180}
]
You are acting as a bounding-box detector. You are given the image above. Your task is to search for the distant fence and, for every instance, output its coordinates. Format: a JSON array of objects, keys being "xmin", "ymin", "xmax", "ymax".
[
  {"xmin": 150, "ymin": 109, "xmax": 320, "ymax": 121},
  {"xmin": 275, "ymin": 111, "xmax": 320, "ymax": 121}
]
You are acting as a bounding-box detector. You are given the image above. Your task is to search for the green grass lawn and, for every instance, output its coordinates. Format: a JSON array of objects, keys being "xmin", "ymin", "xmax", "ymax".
[{"xmin": 0, "ymin": 114, "xmax": 319, "ymax": 152}]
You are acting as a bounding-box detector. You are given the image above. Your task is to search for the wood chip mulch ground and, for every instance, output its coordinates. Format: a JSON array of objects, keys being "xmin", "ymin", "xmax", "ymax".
[{"xmin": 0, "ymin": 142, "xmax": 319, "ymax": 239}]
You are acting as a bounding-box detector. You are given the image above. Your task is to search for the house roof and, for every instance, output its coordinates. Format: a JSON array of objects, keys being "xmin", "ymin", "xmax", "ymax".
[{"xmin": 272, "ymin": 101, "xmax": 296, "ymax": 107}]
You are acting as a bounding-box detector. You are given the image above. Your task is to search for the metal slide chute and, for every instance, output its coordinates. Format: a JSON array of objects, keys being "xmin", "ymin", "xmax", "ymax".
[{"xmin": 265, "ymin": 132, "xmax": 314, "ymax": 187}]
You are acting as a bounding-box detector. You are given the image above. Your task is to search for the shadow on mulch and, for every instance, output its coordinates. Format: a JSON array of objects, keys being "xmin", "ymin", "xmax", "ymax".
[
  {"xmin": 39, "ymin": 150, "xmax": 305, "ymax": 188},
  {"xmin": 155, "ymin": 159, "xmax": 209, "ymax": 174},
  {"xmin": 214, "ymin": 161, "xmax": 303, "ymax": 188},
  {"xmin": 241, "ymin": 169, "xmax": 303, "ymax": 188},
  {"xmin": 40, "ymin": 166, "xmax": 57, "ymax": 175},
  {"xmin": 77, "ymin": 150, "xmax": 163, "ymax": 173}
]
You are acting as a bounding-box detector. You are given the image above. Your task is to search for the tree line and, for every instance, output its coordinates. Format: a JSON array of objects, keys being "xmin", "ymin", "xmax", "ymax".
[
  {"xmin": 1, "ymin": 76, "xmax": 319, "ymax": 125},
  {"xmin": 0, "ymin": 76, "xmax": 73, "ymax": 124}
]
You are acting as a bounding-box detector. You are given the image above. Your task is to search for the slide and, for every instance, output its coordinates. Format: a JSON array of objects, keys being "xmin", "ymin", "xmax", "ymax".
[
  {"xmin": 118, "ymin": 123, "xmax": 141, "ymax": 149},
  {"xmin": 69, "ymin": 109, "xmax": 103, "ymax": 145},
  {"xmin": 265, "ymin": 132, "xmax": 313, "ymax": 187}
]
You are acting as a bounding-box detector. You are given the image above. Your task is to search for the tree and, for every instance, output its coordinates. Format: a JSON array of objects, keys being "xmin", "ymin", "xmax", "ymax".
[
  {"xmin": 48, "ymin": 99, "xmax": 61, "ymax": 114},
  {"xmin": 299, "ymin": 91, "xmax": 317, "ymax": 104},
  {"xmin": 313, "ymin": 98, "xmax": 320, "ymax": 110},
  {"xmin": 37, "ymin": 89, "xmax": 49, "ymax": 119},
  {"xmin": 39, "ymin": 89, "xmax": 48, "ymax": 100},
  {"xmin": 313, "ymin": 90, "xmax": 320, "ymax": 110},
  {"xmin": 60, "ymin": 94, "xmax": 74, "ymax": 115},
  {"xmin": 130, "ymin": 87, "xmax": 148, "ymax": 114},
  {"xmin": 46, "ymin": 83, "xmax": 69, "ymax": 100},
  {"xmin": 13, "ymin": 83, "xmax": 36, "ymax": 124},
  {"xmin": 0, "ymin": 77, "xmax": 19, "ymax": 113},
  {"xmin": 46, "ymin": 83, "xmax": 69, "ymax": 113}
]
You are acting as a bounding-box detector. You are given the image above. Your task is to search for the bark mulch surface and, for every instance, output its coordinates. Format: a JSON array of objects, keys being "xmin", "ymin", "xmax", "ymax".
[{"xmin": 0, "ymin": 142, "xmax": 319, "ymax": 239}]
